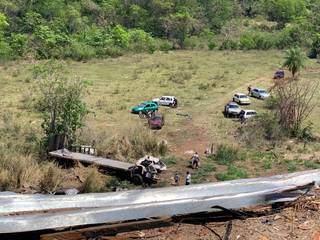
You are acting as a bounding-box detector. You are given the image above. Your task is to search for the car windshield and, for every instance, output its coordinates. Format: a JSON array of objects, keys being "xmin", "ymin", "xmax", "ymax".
[
  {"xmin": 239, "ymin": 95, "xmax": 248, "ymax": 98},
  {"xmin": 229, "ymin": 105, "xmax": 239, "ymax": 108},
  {"xmin": 259, "ymin": 90, "xmax": 267, "ymax": 93},
  {"xmin": 138, "ymin": 103, "xmax": 146, "ymax": 107},
  {"xmin": 153, "ymin": 117, "xmax": 162, "ymax": 120}
]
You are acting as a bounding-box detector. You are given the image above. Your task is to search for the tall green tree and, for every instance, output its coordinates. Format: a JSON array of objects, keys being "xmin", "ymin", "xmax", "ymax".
[
  {"xmin": 283, "ymin": 47, "xmax": 306, "ymax": 79},
  {"xmin": 33, "ymin": 60, "xmax": 88, "ymax": 150},
  {"xmin": 163, "ymin": 11, "xmax": 200, "ymax": 47}
]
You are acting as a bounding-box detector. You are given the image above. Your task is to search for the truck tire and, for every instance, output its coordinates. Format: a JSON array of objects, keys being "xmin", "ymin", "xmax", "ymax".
[{"xmin": 132, "ymin": 174, "xmax": 144, "ymax": 185}]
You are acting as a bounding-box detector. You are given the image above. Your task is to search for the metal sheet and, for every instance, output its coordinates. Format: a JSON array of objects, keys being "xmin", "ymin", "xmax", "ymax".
[
  {"xmin": 49, "ymin": 149, "xmax": 134, "ymax": 171},
  {"xmin": 0, "ymin": 170, "xmax": 319, "ymax": 233}
]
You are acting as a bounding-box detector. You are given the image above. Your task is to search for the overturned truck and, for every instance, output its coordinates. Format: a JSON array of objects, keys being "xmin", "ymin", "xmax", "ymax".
[{"xmin": 49, "ymin": 149, "xmax": 166, "ymax": 185}]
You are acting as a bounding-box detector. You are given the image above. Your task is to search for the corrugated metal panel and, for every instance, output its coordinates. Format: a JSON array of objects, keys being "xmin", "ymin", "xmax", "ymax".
[{"xmin": 0, "ymin": 170, "xmax": 319, "ymax": 233}]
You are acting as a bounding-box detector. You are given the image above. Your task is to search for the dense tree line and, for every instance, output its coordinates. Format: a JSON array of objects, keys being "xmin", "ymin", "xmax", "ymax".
[{"xmin": 0, "ymin": 0, "xmax": 319, "ymax": 60}]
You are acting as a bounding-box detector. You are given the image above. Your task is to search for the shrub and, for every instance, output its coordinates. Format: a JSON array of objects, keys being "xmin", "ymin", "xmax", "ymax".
[
  {"xmin": 183, "ymin": 36, "xmax": 200, "ymax": 50},
  {"xmin": 275, "ymin": 25, "xmax": 308, "ymax": 49},
  {"xmin": 265, "ymin": 95, "xmax": 279, "ymax": 110},
  {"xmin": 192, "ymin": 158, "xmax": 216, "ymax": 183},
  {"xmin": 104, "ymin": 127, "xmax": 168, "ymax": 161},
  {"xmin": 128, "ymin": 29, "xmax": 156, "ymax": 53},
  {"xmin": 297, "ymin": 123, "xmax": 314, "ymax": 148},
  {"xmin": 208, "ymin": 40, "xmax": 217, "ymax": 50},
  {"xmin": 158, "ymin": 39, "xmax": 173, "ymax": 52},
  {"xmin": 253, "ymin": 32, "xmax": 276, "ymax": 50},
  {"xmin": 103, "ymin": 46, "xmax": 123, "ymax": 57},
  {"xmin": 214, "ymin": 144, "xmax": 241, "ymax": 165},
  {"xmin": 198, "ymin": 83, "xmax": 210, "ymax": 90},
  {"xmin": 82, "ymin": 167, "xmax": 105, "ymax": 193},
  {"xmin": 263, "ymin": 159, "xmax": 272, "ymax": 170},
  {"xmin": 219, "ymin": 39, "xmax": 239, "ymax": 50},
  {"xmin": 106, "ymin": 177, "xmax": 131, "ymax": 191},
  {"xmin": 66, "ymin": 41, "xmax": 96, "ymax": 60},
  {"xmin": 309, "ymin": 33, "xmax": 320, "ymax": 59},
  {"xmin": 39, "ymin": 162, "xmax": 65, "ymax": 193},
  {"xmin": 0, "ymin": 151, "xmax": 41, "ymax": 191},
  {"xmin": 237, "ymin": 113, "xmax": 284, "ymax": 147},
  {"xmin": 284, "ymin": 160, "xmax": 298, "ymax": 172},
  {"xmin": 240, "ymin": 34, "xmax": 256, "ymax": 50},
  {"xmin": 216, "ymin": 165, "xmax": 248, "ymax": 181},
  {"xmin": 304, "ymin": 160, "xmax": 320, "ymax": 169},
  {"xmin": 261, "ymin": 113, "xmax": 284, "ymax": 141},
  {"xmin": 10, "ymin": 33, "xmax": 29, "ymax": 57},
  {"xmin": 110, "ymin": 25, "xmax": 129, "ymax": 48},
  {"xmin": 0, "ymin": 38, "xmax": 12, "ymax": 60},
  {"xmin": 158, "ymin": 140, "xmax": 168, "ymax": 156},
  {"xmin": 239, "ymin": 31, "xmax": 276, "ymax": 50},
  {"xmin": 163, "ymin": 156, "xmax": 177, "ymax": 167}
]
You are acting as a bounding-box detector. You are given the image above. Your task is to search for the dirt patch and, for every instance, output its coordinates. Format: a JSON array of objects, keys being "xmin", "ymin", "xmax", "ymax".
[
  {"xmin": 142, "ymin": 190, "xmax": 320, "ymax": 240},
  {"xmin": 169, "ymin": 121, "xmax": 210, "ymax": 157}
]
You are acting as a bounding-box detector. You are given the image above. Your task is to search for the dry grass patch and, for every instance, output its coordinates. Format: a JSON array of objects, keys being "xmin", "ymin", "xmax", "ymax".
[
  {"xmin": 82, "ymin": 166, "xmax": 106, "ymax": 193},
  {"xmin": 0, "ymin": 152, "xmax": 42, "ymax": 191},
  {"xmin": 39, "ymin": 162, "xmax": 65, "ymax": 193}
]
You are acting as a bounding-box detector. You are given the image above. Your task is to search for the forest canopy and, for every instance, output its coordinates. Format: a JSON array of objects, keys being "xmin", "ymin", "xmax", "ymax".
[{"xmin": 0, "ymin": 0, "xmax": 319, "ymax": 60}]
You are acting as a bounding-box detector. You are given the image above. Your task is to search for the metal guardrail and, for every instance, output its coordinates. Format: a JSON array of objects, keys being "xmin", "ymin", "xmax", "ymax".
[{"xmin": 0, "ymin": 170, "xmax": 319, "ymax": 233}]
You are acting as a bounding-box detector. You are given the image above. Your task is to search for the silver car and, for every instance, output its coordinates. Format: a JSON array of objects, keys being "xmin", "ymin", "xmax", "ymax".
[
  {"xmin": 224, "ymin": 102, "xmax": 241, "ymax": 117},
  {"xmin": 250, "ymin": 88, "xmax": 270, "ymax": 99},
  {"xmin": 233, "ymin": 93, "xmax": 251, "ymax": 105}
]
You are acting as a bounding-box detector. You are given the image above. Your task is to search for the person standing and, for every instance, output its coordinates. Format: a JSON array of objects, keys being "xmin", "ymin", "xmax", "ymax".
[
  {"xmin": 247, "ymin": 85, "xmax": 252, "ymax": 96},
  {"xmin": 145, "ymin": 171, "xmax": 152, "ymax": 187},
  {"xmin": 174, "ymin": 172, "xmax": 180, "ymax": 185},
  {"xmin": 185, "ymin": 171, "xmax": 191, "ymax": 185},
  {"xmin": 191, "ymin": 152, "xmax": 200, "ymax": 169}
]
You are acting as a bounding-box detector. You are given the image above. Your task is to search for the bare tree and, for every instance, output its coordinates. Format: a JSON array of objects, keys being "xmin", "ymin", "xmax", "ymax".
[{"xmin": 274, "ymin": 80, "xmax": 319, "ymax": 135}]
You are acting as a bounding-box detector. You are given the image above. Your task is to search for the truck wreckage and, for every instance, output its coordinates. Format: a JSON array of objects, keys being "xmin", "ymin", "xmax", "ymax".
[
  {"xmin": 0, "ymin": 169, "xmax": 319, "ymax": 236},
  {"xmin": 49, "ymin": 149, "xmax": 167, "ymax": 185}
]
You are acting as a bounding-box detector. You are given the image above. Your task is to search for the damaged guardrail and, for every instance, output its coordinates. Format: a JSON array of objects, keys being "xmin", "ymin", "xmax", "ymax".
[{"xmin": 0, "ymin": 170, "xmax": 319, "ymax": 233}]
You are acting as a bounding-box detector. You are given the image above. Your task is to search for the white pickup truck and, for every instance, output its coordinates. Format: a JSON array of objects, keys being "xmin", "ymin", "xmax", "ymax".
[{"xmin": 153, "ymin": 96, "xmax": 178, "ymax": 108}]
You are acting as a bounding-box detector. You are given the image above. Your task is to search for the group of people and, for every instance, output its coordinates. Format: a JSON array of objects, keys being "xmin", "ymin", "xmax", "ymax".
[
  {"xmin": 173, "ymin": 171, "xmax": 191, "ymax": 186},
  {"xmin": 172, "ymin": 152, "xmax": 200, "ymax": 186}
]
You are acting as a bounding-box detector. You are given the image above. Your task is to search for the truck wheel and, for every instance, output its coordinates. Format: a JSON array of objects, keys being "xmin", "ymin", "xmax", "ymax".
[{"xmin": 132, "ymin": 174, "xmax": 144, "ymax": 185}]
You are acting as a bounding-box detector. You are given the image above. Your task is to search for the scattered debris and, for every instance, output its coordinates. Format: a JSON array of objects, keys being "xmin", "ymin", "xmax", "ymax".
[{"xmin": 176, "ymin": 113, "xmax": 192, "ymax": 119}]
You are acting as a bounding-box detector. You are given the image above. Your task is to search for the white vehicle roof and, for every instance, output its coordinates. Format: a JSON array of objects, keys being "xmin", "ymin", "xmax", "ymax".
[
  {"xmin": 242, "ymin": 110, "xmax": 257, "ymax": 113},
  {"xmin": 228, "ymin": 101, "xmax": 239, "ymax": 105},
  {"xmin": 235, "ymin": 93, "xmax": 248, "ymax": 97},
  {"xmin": 253, "ymin": 88, "xmax": 267, "ymax": 91},
  {"xmin": 137, "ymin": 155, "xmax": 160, "ymax": 164}
]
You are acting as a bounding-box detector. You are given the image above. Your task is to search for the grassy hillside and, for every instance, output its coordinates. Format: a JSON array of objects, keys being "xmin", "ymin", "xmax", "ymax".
[{"xmin": 1, "ymin": 50, "xmax": 320, "ymax": 190}]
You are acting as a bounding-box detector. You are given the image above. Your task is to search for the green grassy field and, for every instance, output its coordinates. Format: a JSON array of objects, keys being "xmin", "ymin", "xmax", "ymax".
[{"xmin": 1, "ymin": 50, "xmax": 320, "ymax": 188}]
